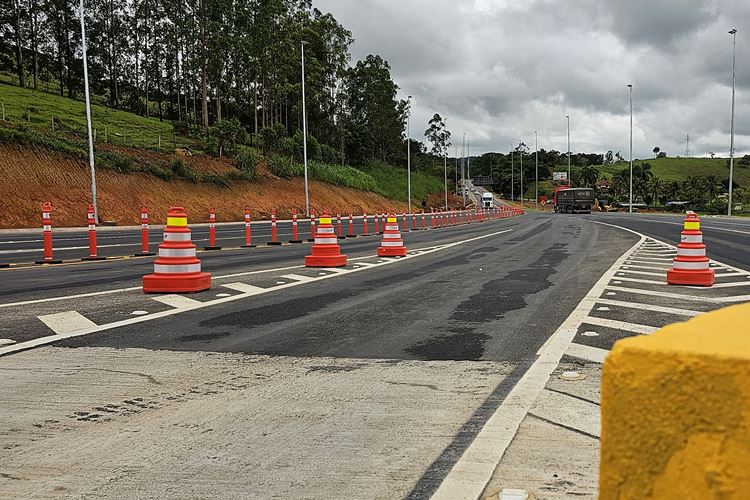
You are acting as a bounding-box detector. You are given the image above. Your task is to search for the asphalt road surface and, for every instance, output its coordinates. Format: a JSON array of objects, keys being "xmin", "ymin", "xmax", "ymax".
[{"xmin": 1, "ymin": 211, "xmax": 748, "ymax": 499}]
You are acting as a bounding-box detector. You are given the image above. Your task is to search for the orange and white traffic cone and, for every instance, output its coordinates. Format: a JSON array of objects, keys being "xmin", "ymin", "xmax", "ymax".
[
  {"xmin": 304, "ymin": 211, "xmax": 347, "ymax": 267},
  {"xmin": 143, "ymin": 207, "xmax": 211, "ymax": 293},
  {"xmin": 666, "ymin": 212, "xmax": 715, "ymax": 287},
  {"xmin": 307, "ymin": 210, "xmax": 316, "ymax": 242},
  {"xmin": 348, "ymin": 213, "xmax": 357, "ymax": 238},
  {"xmin": 362, "ymin": 212, "xmax": 370, "ymax": 236},
  {"xmin": 377, "ymin": 213, "xmax": 408, "ymax": 257},
  {"xmin": 135, "ymin": 205, "xmax": 156, "ymax": 256},
  {"xmin": 242, "ymin": 208, "xmax": 257, "ymax": 248},
  {"xmin": 337, "ymin": 213, "xmax": 344, "ymax": 239},
  {"xmin": 268, "ymin": 209, "xmax": 282, "ymax": 246}
]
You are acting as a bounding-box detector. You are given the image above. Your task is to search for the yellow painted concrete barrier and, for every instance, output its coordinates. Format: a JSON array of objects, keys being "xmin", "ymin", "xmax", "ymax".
[{"xmin": 600, "ymin": 302, "xmax": 750, "ymax": 499}]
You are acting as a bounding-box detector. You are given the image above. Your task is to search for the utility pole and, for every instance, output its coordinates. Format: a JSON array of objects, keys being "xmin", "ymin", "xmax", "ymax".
[
  {"xmin": 80, "ymin": 0, "xmax": 98, "ymax": 223},
  {"xmin": 455, "ymin": 147, "xmax": 459, "ymax": 195},
  {"xmin": 301, "ymin": 41, "xmax": 310, "ymax": 216},
  {"xmin": 406, "ymin": 95, "xmax": 412, "ymax": 214},
  {"xmin": 728, "ymin": 28, "xmax": 737, "ymax": 216},
  {"xmin": 461, "ymin": 133, "xmax": 467, "ymax": 206},
  {"xmin": 566, "ymin": 115, "xmax": 571, "ymax": 187},
  {"xmin": 519, "ymin": 143, "xmax": 523, "ymax": 204},
  {"xmin": 511, "ymin": 144, "xmax": 514, "ymax": 201},
  {"xmin": 535, "ymin": 131, "xmax": 539, "ymax": 209},
  {"xmin": 628, "ymin": 84, "xmax": 633, "ymax": 214}
]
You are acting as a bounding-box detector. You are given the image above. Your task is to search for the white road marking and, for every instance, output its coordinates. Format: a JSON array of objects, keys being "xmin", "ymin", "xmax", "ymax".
[
  {"xmin": 611, "ymin": 276, "xmax": 667, "ymax": 286},
  {"xmin": 639, "ymin": 218, "xmax": 750, "ymax": 236},
  {"xmin": 618, "ymin": 269, "xmax": 664, "ymax": 277},
  {"xmin": 279, "ymin": 274, "xmax": 316, "ymax": 283},
  {"xmin": 529, "ymin": 389, "xmax": 600, "ymax": 438},
  {"xmin": 594, "ymin": 297, "xmax": 702, "ymax": 317},
  {"xmin": 602, "ymin": 285, "xmax": 731, "ymax": 303},
  {"xmin": 582, "ymin": 316, "xmax": 659, "ymax": 335},
  {"xmin": 693, "ymin": 280, "xmax": 750, "ymax": 289},
  {"xmin": 429, "ymin": 231, "xmax": 644, "ymax": 500},
  {"xmin": 131, "ymin": 310, "xmax": 149, "ymax": 316},
  {"xmin": 152, "ymin": 295, "xmax": 202, "ymax": 309},
  {"xmin": 222, "ymin": 282, "xmax": 266, "ymax": 294},
  {"xmin": 38, "ymin": 311, "xmax": 97, "ymax": 335},
  {"xmin": 566, "ymin": 343, "xmax": 609, "ymax": 363},
  {"xmin": 0, "ymin": 339, "xmax": 16, "ymax": 346},
  {"xmin": 1, "ymin": 229, "xmax": 513, "ymax": 357}
]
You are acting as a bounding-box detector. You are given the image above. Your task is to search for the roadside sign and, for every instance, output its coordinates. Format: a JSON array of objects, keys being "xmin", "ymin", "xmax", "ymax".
[{"xmin": 553, "ymin": 172, "xmax": 568, "ymax": 181}]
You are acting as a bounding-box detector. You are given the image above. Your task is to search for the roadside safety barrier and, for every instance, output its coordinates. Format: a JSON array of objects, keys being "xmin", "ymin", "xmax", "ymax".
[
  {"xmin": 289, "ymin": 210, "xmax": 303, "ymax": 244},
  {"xmin": 268, "ymin": 209, "xmax": 282, "ymax": 246},
  {"xmin": 242, "ymin": 208, "xmax": 256, "ymax": 248},
  {"xmin": 82, "ymin": 204, "xmax": 105, "ymax": 261},
  {"xmin": 204, "ymin": 208, "xmax": 222, "ymax": 250},
  {"xmin": 667, "ymin": 211, "xmax": 714, "ymax": 287},
  {"xmin": 35, "ymin": 202, "xmax": 62, "ymax": 265},
  {"xmin": 135, "ymin": 205, "xmax": 156, "ymax": 256},
  {"xmin": 304, "ymin": 211, "xmax": 347, "ymax": 267},
  {"xmin": 143, "ymin": 207, "xmax": 211, "ymax": 293},
  {"xmin": 348, "ymin": 213, "xmax": 356, "ymax": 238},
  {"xmin": 337, "ymin": 213, "xmax": 343, "ymax": 238}
]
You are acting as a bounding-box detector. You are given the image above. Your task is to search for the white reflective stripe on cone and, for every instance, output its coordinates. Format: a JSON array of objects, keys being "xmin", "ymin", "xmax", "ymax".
[
  {"xmin": 318, "ymin": 227, "xmax": 335, "ymax": 234},
  {"xmin": 381, "ymin": 241, "xmax": 404, "ymax": 247},
  {"xmin": 676, "ymin": 247, "xmax": 706, "ymax": 257},
  {"xmin": 43, "ymin": 225, "xmax": 51, "ymax": 231},
  {"xmin": 154, "ymin": 263, "xmax": 202, "ymax": 274},
  {"xmin": 315, "ymin": 237, "xmax": 339, "ymax": 244},
  {"xmin": 680, "ymin": 234, "xmax": 703, "ymax": 243},
  {"xmin": 159, "ymin": 247, "xmax": 197, "ymax": 258},
  {"xmin": 383, "ymin": 233, "xmax": 401, "ymax": 239},
  {"xmin": 672, "ymin": 260, "xmax": 710, "ymax": 270},
  {"xmin": 88, "ymin": 225, "xmax": 96, "ymax": 230},
  {"xmin": 142, "ymin": 224, "xmax": 149, "ymax": 229},
  {"xmin": 43, "ymin": 212, "xmax": 51, "ymax": 218},
  {"xmin": 164, "ymin": 232, "xmax": 192, "ymax": 241},
  {"xmin": 385, "ymin": 225, "xmax": 400, "ymax": 231}
]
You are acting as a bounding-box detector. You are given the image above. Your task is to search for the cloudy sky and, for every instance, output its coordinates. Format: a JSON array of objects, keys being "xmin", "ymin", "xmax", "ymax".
[{"xmin": 315, "ymin": 0, "xmax": 748, "ymax": 159}]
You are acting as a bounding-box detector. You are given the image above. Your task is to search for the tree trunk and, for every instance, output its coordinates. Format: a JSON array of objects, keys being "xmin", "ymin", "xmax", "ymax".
[
  {"xmin": 13, "ymin": 0, "xmax": 25, "ymax": 88},
  {"xmin": 253, "ymin": 77, "xmax": 258, "ymax": 143},
  {"xmin": 134, "ymin": 0, "xmax": 140, "ymax": 114},
  {"xmin": 62, "ymin": 5, "xmax": 72, "ymax": 98},
  {"xmin": 28, "ymin": 0, "xmax": 38, "ymax": 89},
  {"xmin": 199, "ymin": 0, "xmax": 208, "ymax": 130},
  {"xmin": 215, "ymin": 86, "xmax": 221, "ymax": 122}
]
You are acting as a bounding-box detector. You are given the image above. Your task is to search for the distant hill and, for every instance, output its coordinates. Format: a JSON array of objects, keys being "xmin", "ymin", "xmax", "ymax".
[{"xmin": 594, "ymin": 156, "xmax": 750, "ymax": 186}]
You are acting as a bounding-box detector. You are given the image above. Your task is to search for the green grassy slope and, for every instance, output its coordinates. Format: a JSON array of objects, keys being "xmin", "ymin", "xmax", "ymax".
[
  {"xmin": 594, "ymin": 157, "xmax": 750, "ymax": 186},
  {"xmin": 0, "ymin": 83, "xmax": 190, "ymax": 149}
]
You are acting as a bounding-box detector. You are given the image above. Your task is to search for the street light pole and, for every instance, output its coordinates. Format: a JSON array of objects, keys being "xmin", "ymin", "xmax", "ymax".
[
  {"xmin": 79, "ymin": 0, "xmax": 98, "ymax": 223},
  {"xmin": 535, "ymin": 130, "xmax": 539, "ymax": 209},
  {"xmin": 566, "ymin": 115, "xmax": 571, "ymax": 187},
  {"xmin": 728, "ymin": 29, "xmax": 737, "ymax": 216},
  {"xmin": 407, "ymin": 95, "xmax": 412, "ymax": 214},
  {"xmin": 511, "ymin": 144, "xmax": 514, "ymax": 201},
  {"xmin": 301, "ymin": 40, "xmax": 310, "ymax": 216},
  {"xmin": 519, "ymin": 142, "xmax": 523, "ymax": 204},
  {"xmin": 628, "ymin": 84, "xmax": 633, "ymax": 214},
  {"xmin": 455, "ymin": 146, "xmax": 458, "ymax": 195},
  {"xmin": 461, "ymin": 133, "xmax": 467, "ymax": 206}
]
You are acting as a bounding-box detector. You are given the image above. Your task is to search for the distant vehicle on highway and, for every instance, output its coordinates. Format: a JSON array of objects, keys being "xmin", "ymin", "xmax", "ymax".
[
  {"xmin": 554, "ymin": 187, "xmax": 594, "ymax": 213},
  {"xmin": 470, "ymin": 187, "xmax": 476, "ymax": 193},
  {"xmin": 481, "ymin": 192, "xmax": 493, "ymax": 208}
]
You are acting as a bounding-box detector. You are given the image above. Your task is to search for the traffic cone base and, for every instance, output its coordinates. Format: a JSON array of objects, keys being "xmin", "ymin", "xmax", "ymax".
[
  {"xmin": 241, "ymin": 244, "xmax": 257, "ymax": 248},
  {"xmin": 35, "ymin": 259, "xmax": 63, "ymax": 265},
  {"xmin": 377, "ymin": 215, "xmax": 408, "ymax": 257},
  {"xmin": 289, "ymin": 240, "xmax": 303, "ymax": 244},
  {"xmin": 82, "ymin": 256, "xmax": 106, "ymax": 261},
  {"xmin": 267, "ymin": 241, "xmax": 283, "ymax": 246},
  {"xmin": 666, "ymin": 268, "xmax": 715, "ymax": 287},
  {"xmin": 377, "ymin": 245, "xmax": 407, "ymax": 257},
  {"xmin": 143, "ymin": 272, "xmax": 212, "ymax": 293},
  {"xmin": 134, "ymin": 251, "xmax": 157, "ymax": 256}
]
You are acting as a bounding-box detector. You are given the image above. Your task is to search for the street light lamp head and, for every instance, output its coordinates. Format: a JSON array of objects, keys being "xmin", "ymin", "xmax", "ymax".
[
  {"xmin": 729, "ymin": 28, "xmax": 737, "ymax": 35},
  {"xmin": 627, "ymin": 84, "xmax": 632, "ymax": 88}
]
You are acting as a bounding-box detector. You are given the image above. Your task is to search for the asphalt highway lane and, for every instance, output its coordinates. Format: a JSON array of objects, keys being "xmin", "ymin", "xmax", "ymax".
[
  {"xmin": 1, "ymin": 213, "xmax": 645, "ymax": 498},
  {"xmin": 582, "ymin": 212, "xmax": 750, "ymax": 270}
]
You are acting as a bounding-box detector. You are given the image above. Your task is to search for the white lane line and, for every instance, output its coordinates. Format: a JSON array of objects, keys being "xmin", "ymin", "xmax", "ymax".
[
  {"xmin": 611, "ymin": 276, "xmax": 667, "ymax": 286},
  {"xmin": 639, "ymin": 218, "xmax": 750, "ymax": 236},
  {"xmin": 627, "ymin": 256, "xmax": 673, "ymax": 262},
  {"xmin": 602, "ymin": 285, "xmax": 732, "ymax": 303},
  {"xmin": 222, "ymin": 282, "xmax": 266, "ymax": 294},
  {"xmin": 279, "ymin": 274, "xmax": 316, "ymax": 283},
  {"xmin": 0, "ymin": 286, "xmax": 143, "ymax": 310},
  {"xmin": 618, "ymin": 263, "xmax": 672, "ymax": 271},
  {"xmin": 566, "ymin": 343, "xmax": 609, "ymax": 364},
  {"xmin": 0, "ymin": 228, "xmax": 513, "ymax": 357},
  {"xmin": 693, "ymin": 280, "xmax": 750, "ymax": 289},
  {"xmin": 152, "ymin": 295, "xmax": 202, "ymax": 309},
  {"xmin": 582, "ymin": 316, "xmax": 659, "ymax": 335},
  {"xmin": 38, "ymin": 311, "xmax": 97, "ymax": 335},
  {"xmin": 616, "ymin": 269, "xmax": 664, "ymax": 278},
  {"xmin": 594, "ymin": 297, "xmax": 703, "ymax": 317},
  {"xmin": 717, "ymin": 294, "xmax": 750, "ymax": 303},
  {"xmin": 0, "ymin": 338, "xmax": 16, "ymax": 347},
  {"xmin": 429, "ymin": 231, "xmax": 644, "ymax": 500}
]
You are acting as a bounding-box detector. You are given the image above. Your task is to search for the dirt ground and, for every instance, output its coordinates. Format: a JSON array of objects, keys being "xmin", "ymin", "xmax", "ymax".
[{"xmin": 0, "ymin": 144, "xmax": 411, "ymax": 228}]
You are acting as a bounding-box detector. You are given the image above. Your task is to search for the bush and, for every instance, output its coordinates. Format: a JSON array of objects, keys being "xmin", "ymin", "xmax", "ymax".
[
  {"xmin": 96, "ymin": 151, "xmax": 134, "ymax": 173},
  {"xmin": 235, "ymin": 149, "xmax": 262, "ymax": 180},
  {"xmin": 142, "ymin": 162, "xmax": 173, "ymax": 181},
  {"xmin": 320, "ymin": 143, "xmax": 341, "ymax": 164},
  {"xmin": 269, "ymin": 155, "xmax": 303, "ymax": 178},
  {"xmin": 207, "ymin": 119, "xmax": 247, "ymax": 157},
  {"xmin": 170, "ymin": 156, "xmax": 200, "ymax": 183}
]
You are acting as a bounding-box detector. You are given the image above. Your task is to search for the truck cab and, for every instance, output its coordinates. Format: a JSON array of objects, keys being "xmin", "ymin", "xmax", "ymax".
[{"xmin": 481, "ymin": 192, "xmax": 494, "ymax": 208}]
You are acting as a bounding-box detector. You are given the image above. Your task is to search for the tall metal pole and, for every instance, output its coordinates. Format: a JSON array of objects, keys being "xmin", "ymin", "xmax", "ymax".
[
  {"xmin": 728, "ymin": 29, "xmax": 737, "ymax": 216},
  {"xmin": 467, "ymin": 140, "xmax": 471, "ymax": 187},
  {"xmin": 461, "ymin": 133, "xmax": 467, "ymax": 206},
  {"xmin": 455, "ymin": 146, "xmax": 458, "ymax": 195},
  {"xmin": 628, "ymin": 84, "xmax": 633, "ymax": 214},
  {"xmin": 519, "ymin": 143, "xmax": 523, "ymax": 204},
  {"xmin": 444, "ymin": 153, "xmax": 448, "ymax": 210},
  {"xmin": 301, "ymin": 41, "xmax": 310, "ymax": 216},
  {"xmin": 535, "ymin": 130, "xmax": 539, "ymax": 209},
  {"xmin": 566, "ymin": 115, "xmax": 571, "ymax": 187},
  {"xmin": 407, "ymin": 95, "xmax": 412, "ymax": 214},
  {"xmin": 79, "ymin": 0, "xmax": 98, "ymax": 223},
  {"xmin": 511, "ymin": 144, "xmax": 514, "ymax": 201}
]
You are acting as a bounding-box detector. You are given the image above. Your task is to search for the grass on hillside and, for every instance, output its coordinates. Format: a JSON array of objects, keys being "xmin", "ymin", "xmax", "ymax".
[
  {"xmin": 0, "ymin": 82, "xmax": 192, "ymax": 150},
  {"xmin": 360, "ymin": 161, "xmax": 445, "ymax": 203},
  {"xmin": 593, "ymin": 157, "xmax": 750, "ymax": 186}
]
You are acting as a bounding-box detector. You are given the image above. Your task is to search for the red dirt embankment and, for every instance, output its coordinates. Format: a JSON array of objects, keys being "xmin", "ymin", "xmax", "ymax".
[{"xmin": 0, "ymin": 144, "xmax": 410, "ymax": 228}]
